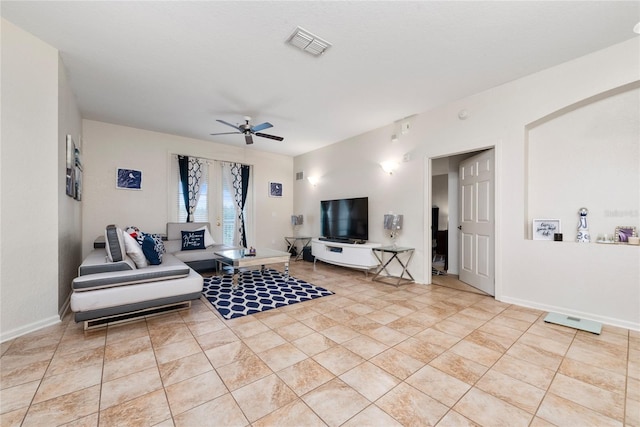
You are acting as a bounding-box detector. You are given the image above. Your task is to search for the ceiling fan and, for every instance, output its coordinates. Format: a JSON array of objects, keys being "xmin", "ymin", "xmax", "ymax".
[{"xmin": 210, "ymin": 116, "xmax": 284, "ymax": 145}]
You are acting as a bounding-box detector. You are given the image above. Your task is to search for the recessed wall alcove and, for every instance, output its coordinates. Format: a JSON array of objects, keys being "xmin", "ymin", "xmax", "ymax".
[{"xmin": 525, "ymin": 81, "xmax": 640, "ymax": 241}]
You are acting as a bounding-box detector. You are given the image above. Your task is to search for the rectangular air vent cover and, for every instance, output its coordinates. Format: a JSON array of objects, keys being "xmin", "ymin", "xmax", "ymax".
[{"xmin": 286, "ymin": 27, "xmax": 331, "ymax": 57}]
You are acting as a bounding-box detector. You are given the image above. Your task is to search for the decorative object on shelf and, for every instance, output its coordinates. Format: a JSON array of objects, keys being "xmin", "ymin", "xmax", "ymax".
[
  {"xmin": 554, "ymin": 233, "xmax": 563, "ymax": 241},
  {"xmin": 576, "ymin": 207, "xmax": 590, "ymax": 243},
  {"xmin": 291, "ymin": 214, "xmax": 303, "ymax": 235},
  {"xmin": 628, "ymin": 236, "xmax": 640, "ymax": 245},
  {"xmin": 383, "ymin": 213, "xmax": 403, "ymax": 246},
  {"xmin": 597, "ymin": 233, "xmax": 615, "ymax": 244},
  {"xmin": 532, "ymin": 219, "xmax": 561, "ymax": 241},
  {"xmin": 116, "ymin": 168, "xmax": 142, "ymax": 190},
  {"xmin": 269, "ymin": 182, "xmax": 283, "ymax": 197},
  {"xmin": 615, "ymin": 226, "xmax": 637, "ymax": 243}
]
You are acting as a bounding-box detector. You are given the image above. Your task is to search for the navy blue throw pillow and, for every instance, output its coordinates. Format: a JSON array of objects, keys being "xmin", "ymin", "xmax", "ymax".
[
  {"xmin": 142, "ymin": 234, "xmax": 163, "ymax": 265},
  {"xmin": 182, "ymin": 230, "xmax": 205, "ymax": 251}
]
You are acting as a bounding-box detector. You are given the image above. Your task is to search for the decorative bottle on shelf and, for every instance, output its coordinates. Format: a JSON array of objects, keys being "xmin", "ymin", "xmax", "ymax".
[{"xmin": 576, "ymin": 207, "xmax": 590, "ymax": 243}]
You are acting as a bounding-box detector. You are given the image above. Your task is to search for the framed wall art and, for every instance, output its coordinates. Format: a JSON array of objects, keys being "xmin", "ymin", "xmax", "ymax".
[
  {"xmin": 532, "ymin": 219, "xmax": 561, "ymax": 240},
  {"xmin": 615, "ymin": 226, "xmax": 637, "ymax": 243},
  {"xmin": 116, "ymin": 168, "xmax": 143, "ymax": 190},
  {"xmin": 269, "ymin": 182, "xmax": 283, "ymax": 198},
  {"xmin": 66, "ymin": 135, "xmax": 82, "ymax": 200}
]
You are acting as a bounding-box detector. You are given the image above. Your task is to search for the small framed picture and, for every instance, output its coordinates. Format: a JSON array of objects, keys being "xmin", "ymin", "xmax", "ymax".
[
  {"xmin": 269, "ymin": 182, "xmax": 283, "ymax": 198},
  {"xmin": 615, "ymin": 226, "xmax": 637, "ymax": 243},
  {"xmin": 116, "ymin": 168, "xmax": 142, "ymax": 190},
  {"xmin": 532, "ymin": 219, "xmax": 561, "ymax": 240}
]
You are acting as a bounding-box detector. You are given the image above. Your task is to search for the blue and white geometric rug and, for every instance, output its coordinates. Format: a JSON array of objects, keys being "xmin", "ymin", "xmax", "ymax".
[{"xmin": 202, "ymin": 269, "xmax": 333, "ymax": 320}]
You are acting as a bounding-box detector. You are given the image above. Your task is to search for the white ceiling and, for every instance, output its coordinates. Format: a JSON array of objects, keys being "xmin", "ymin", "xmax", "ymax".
[{"xmin": 2, "ymin": 1, "xmax": 638, "ymax": 157}]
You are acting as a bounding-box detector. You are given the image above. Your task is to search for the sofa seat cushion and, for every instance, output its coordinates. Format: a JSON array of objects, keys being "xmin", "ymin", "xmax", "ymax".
[
  {"xmin": 73, "ymin": 253, "xmax": 190, "ymax": 292},
  {"xmin": 164, "ymin": 241, "xmax": 235, "ymax": 263},
  {"xmin": 71, "ymin": 268, "xmax": 202, "ymax": 314}
]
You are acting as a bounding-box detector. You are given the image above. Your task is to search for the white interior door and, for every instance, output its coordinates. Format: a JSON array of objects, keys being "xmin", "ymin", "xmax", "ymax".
[{"xmin": 459, "ymin": 149, "xmax": 495, "ymax": 295}]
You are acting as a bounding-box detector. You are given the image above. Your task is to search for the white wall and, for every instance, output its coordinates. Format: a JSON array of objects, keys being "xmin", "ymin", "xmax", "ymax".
[
  {"xmin": 58, "ymin": 60, "xmax": 83, "ymax": 315},
  {"xmin": 82, "ymin": 121, "xmax": 293, "ymax": 256},
  {"xmin": 1, "ymin": 19, "xmax": 61, "ymax": 339},
  {"xmin": 295, "ymin": 38, "xmax": 640, "ymax": 330}
]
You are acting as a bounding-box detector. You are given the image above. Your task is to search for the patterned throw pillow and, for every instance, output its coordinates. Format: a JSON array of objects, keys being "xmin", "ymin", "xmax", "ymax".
[
  {"xmin": 141, "ymin": 234, "xmax": 163, "ymax": 265},
  {"xmin": 181, "ymin": 230, "xmax": 206, "ymax": 251},
  {"xmin": 136, "ymin": 232, "xmax": 166, "ymax": 254}
]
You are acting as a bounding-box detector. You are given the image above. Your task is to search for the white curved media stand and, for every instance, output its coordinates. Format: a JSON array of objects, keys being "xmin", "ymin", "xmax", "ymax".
[{"xmin": 311, "ymin": 238, "xmax": 381, "ymax": 271}]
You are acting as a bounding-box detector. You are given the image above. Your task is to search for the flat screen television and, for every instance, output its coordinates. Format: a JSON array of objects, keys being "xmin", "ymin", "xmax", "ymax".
[{"xmin": 320, "ymin": 197, "xmax": 368, "ymax": 242}]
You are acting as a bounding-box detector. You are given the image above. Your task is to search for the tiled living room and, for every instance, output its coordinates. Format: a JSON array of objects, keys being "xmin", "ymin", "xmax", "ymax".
[
  {"xmin": 2, "ymin": 261, "xmax": 638, "ymax": 426},
  {"xmin": 2, "ymin": 2, "xmax": 639, "ymax": 426}
]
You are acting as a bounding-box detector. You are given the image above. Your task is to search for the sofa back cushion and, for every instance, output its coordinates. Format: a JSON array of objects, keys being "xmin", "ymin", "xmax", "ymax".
[
  {"xmin": 105, "ymin": 225, "xmax": 126, "ymax": 262},
  {"xmin": 167, "ymin": 222, "xmax": 211, "ymax": 241}
]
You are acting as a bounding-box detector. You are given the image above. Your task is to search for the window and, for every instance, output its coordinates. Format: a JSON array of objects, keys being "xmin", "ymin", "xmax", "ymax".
[
  {"xmin": 177, "ymin": 161, "xmax": 208, "ymax": 223},
  {"xmin": 221, "ymin": 171, "xmax": 236, "ymax": 245}
]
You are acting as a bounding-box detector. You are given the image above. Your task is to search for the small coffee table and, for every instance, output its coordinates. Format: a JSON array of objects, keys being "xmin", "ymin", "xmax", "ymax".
[{"xmin": 214, "ymin": 248, "xmax": 291, "ymax": 291}]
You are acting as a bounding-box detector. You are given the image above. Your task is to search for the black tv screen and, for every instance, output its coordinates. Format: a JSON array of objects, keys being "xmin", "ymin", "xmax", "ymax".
[{"xmin": 320, "ymin": 197, "xmax": 368, "ymax": 242}]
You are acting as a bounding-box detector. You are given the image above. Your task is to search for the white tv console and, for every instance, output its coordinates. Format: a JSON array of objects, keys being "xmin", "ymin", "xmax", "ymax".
[{"xmin": 311, "ymin": 238, "xmax": 381, "ymax": 271}]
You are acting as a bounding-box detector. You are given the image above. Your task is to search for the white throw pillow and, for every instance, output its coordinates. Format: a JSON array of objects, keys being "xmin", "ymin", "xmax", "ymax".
[
  {"xmin": 196, "ymin": 225, "xmax": 215, "ymax": 247},
  {"xmin": 123, "ymin": 231, "xmax": 148, "ymax": 268}
]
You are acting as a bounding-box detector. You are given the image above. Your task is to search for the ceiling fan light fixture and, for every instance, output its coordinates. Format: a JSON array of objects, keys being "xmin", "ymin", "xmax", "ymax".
[{"xmin": 286, "ymin": 27, "xmax": 331, "ymax": 56}]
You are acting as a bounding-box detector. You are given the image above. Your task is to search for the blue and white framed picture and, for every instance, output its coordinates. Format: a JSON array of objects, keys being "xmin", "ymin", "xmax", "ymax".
[
  {"xmin": 116, "ymin": 168, "xmax": 143, "ymax": 190},
  {"xmin": 269, "ymin": 182, "xmax": 283, "ymax": 197}
]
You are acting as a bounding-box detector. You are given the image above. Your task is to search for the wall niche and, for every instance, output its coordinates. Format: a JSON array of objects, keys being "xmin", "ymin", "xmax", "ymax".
[{"xmin": 525, "ymin": 82, "xmax": 639, "ymax": 241}]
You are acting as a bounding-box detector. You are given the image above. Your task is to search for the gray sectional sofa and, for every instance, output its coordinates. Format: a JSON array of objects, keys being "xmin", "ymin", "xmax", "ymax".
[{"xmin": 70, "ymin": 222, "xmax": 235, "ymax": 329}]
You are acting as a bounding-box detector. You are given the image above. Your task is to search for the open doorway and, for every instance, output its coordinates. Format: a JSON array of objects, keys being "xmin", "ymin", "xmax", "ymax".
[{"xmin": 430, "ymin": 149, "xmax": 495, "ymax": 296}]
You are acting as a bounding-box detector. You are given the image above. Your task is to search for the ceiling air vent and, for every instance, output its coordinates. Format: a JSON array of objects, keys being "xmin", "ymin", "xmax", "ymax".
[{"xmin": 286, "ymin": 27, "xmax": 331, "ymax": 57}]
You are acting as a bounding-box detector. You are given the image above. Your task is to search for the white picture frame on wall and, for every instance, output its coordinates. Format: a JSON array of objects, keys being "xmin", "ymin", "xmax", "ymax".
[{"xmin": 532, "ymin": 219, "xmax": 561, "ymax": 240}]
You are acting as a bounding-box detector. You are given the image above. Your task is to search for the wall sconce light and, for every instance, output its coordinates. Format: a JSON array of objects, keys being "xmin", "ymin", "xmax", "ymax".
[
  {"xmin": 307, "ymin": 176, "xmax": 319, "ymax": 186},
  {"xmin": 380, "ymin": 161, "xmax": 398, "ymax": 175},
  {"xmin": 383, "ymin": 213, "xmax": 403, "ymax": 246}
]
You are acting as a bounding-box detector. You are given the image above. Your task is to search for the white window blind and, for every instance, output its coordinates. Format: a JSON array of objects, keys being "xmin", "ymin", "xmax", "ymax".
[
  {"xmin": 177, "ymin": 161, "xmax": 208, "ymax": 223},
  {"xmin": 221, "ymin": 168, "xmax": 236, "ymax": 245}
]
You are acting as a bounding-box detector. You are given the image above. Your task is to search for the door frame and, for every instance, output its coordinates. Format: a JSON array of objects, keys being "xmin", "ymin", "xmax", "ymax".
[{"xmin": 424, "ymin": 142, "xmax": 502, "ymax": 300}]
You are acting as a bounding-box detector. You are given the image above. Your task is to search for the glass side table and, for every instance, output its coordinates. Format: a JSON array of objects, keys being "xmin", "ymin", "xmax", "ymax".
[
  {"xmin": 284, "ymin": 236, "xmax": 312, "ymax": 261},
  {"xmin": 372, "ymin": 246, "xmax": 415, "ymax": 286}
]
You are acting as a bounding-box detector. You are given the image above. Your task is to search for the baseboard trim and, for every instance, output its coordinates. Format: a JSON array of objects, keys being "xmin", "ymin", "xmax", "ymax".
[
  {"xmin": 499, "ymin": 296, "xmax": 640, "ymax": 332},
  {"xmin": 0, "ymin": 315, "xmax": 62, "ymax": 343},
  {"xmin": 59, "ymin": 294, "xmax": 71, "ymax": 319}
]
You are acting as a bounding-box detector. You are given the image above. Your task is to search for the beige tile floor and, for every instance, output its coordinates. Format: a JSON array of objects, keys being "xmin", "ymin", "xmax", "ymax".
[{"xmin": 1, "ymin": 261, "xmax": 638, "ymax": 426}]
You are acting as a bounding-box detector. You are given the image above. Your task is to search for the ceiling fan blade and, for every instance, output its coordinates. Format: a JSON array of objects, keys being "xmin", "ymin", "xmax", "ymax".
[
  {"xmin": 255, "ymin": 132, "xmax": 284, "ymax": 141},
  {"xmin": 210, "ymin": 131, "xmax": 241, "ymax": 136},
  {"xmin": 245, "ymin": 134, "xmax": 254, "ymax": 144},
  {"xmin": 250, "ymin": 122, "xmax": 273, "ymax": 132},
  {"xmin": 216, "ymin": 119, "xmax": 242, "ymax": 131}
]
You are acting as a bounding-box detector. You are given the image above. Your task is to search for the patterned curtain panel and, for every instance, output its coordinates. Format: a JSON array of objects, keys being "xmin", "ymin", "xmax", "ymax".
[
  {"xmin": 178, "ymin": 155, "xmax": 204, "ymax": 222},
  {"xmin": 228, "ymin": 162, "xmax": 250, "ymax": 248}
]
